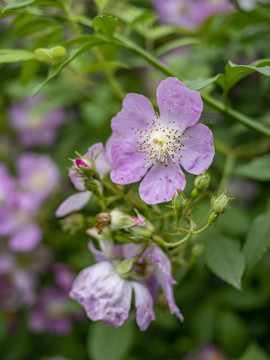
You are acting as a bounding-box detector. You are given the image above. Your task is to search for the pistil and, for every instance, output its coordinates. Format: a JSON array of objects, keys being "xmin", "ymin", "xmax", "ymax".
[{"xmin": 133, "ymin": 118, "xmax": 191, "ymax": 167}]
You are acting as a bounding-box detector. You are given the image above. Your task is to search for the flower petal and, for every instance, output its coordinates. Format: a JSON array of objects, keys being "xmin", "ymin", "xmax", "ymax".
[
  {"xmin": 139, "ymin": 160, "xmax": 186, "ymax": 204},
  {"xmin": 110, "ymin": 140, "xmax": 149, "ymax": 184},
  {"xmin": 179, "ymin": 123, "xmax": 215, "ymax": 175},
  {"xmin": 55, "ymin": 191, "xmax": 91, "ymax": 217},
  {"xmin": 130, "ymin": 281, "xmax": 155, "ymax": 331},
  {"xmin": 105, "ymin": 132, "xmax": 121, "ymax": 163},
  {"xmin": 111, "ymin": 93, "xmax": 156, "ymax": 139},
  {"xmin": 69, "ymin": 166, "xmax": 85, "ymax": 191},
  {"xmin": 146, "ymin": 246, "xmax": 184, "ymax": 322},
  {"xmin": 146, "ymin": 245, "xmax": 176, "ymax": 285},
  {"xmin": 9, "ymin": 224, "xmax": 42, "ymax": 252},
  {"xmin": 70, "ymin": 262, "xmax": 132, "ymax": 328},
  {"xmin": 158, "ymin": 271, "xmax": 184, "ymax": 322},
  {"xmin": 156, "ymin": 77, "xmax": 203, "ymax": 130},
  {"xmin": 0, "ymin": 209, "xmax": 18, "ymax": 236},
  {"xmin": 88, "ymin": 241, "xmax": 108, "ymax": 262},
  {"xmin": 84, "ymin": 142, "xmax": 111, "ymax": 179}
]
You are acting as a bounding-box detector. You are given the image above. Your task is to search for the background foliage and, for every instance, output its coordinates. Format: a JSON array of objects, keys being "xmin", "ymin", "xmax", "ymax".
[{"xmin": 1, "ymin": 0, "xmax": 270, "ymax": 359}]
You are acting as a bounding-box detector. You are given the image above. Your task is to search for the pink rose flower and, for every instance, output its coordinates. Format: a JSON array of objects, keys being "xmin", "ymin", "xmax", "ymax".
[
  {"xmin": 55, "ymin": 142, "xmax": 111, "ymax": 217},
  {"xmin": 109, "ymin": 77, "xmax": 215, "ymax": 204},
  {"xmin": 70, "ymin": 240, "xmax": 183, "ymax": 331}
]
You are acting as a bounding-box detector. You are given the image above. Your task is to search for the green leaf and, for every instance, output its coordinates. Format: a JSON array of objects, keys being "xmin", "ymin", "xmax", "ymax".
[
  {"xmin": 12, "ymin": 18, "xmax": 54, "ymax": 37},
  {"xmin": 2, "ymin": 0, "xmax": 60, "ymax": 11},
  {"xmin": 204, "ymin": 235, "xmax": 245, "ymax": 290},
  {"xmin": 115, "ymin": 258, "xmax": 135, "ymax": 276},
  {"xmin": 2, "ymin": 0, "xmax": 35, "ymax": 12},
  {"xmin": 92, "ymin": 15, "xmax": 120, "ymax": 38},
  {"xmin": 88, "ymin": 322, "xmax": 134, "ymax": 360},
  {"xmin": 32, "ymin": 36, "xmax": 108, "ymax": 95},
  {"xmin": 184, "ymin": 74, "xmax": 222, "ymax": 91},
  {"xmin": 84, "ymin": 61, "xmax": 128, "ymax": 74},
  {"xmin": 0, "ymin": 49, "xmax": 37, "ymax": 63},
  {"xmin": 145, "ymin": 25, "xmax": 190, "ymax": 40},
  {"xmin": 20, "ymin": 60, "xmax": 40, "ymax": 85},
  {"xmin": 216, "ymin": 310, "xmax": 249, "ymax": 357},
  {"xmin": 131, "ymin": 10, "xmax": 155, "ymax": 25},
  {"xmin": 240, "ymin": 343, "xmax": 270, "ymax": 360},
  {"xmin": 155, "ymin": 37, "xmax": 200, "ymax": 57},
  {"xmin": 219, "ymin": 59, "xmax": 270, "ymax": 94},
  {"xmin": 235, "ymin": 154, "xmax": 270, "ymax": 181},
  {"xmin": 93, "ymin": 0, "xmax": 109, "ymax": 11},
  {"xmin": 218, "ymin": 204, "xmax": 250, "ymax": 237},
  {"xmin": 243, "ymin": 200, "xmax": 270, "ymax": 270}
]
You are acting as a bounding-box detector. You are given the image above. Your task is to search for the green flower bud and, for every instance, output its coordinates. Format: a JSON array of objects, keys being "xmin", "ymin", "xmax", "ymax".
[
  {"xmin": 60, "ymin": 213, "xmax": 84, "ymax": 233},
  {"xmin": 51, "ymin": 46, "xmax": 66, "ymax": 61},
  {"xmin": 190, "ymin": 243, "xmax": 205, "ymax": 265},
  {"xmin": 211, "ymin": 191, "xmax": 233, "ymax": 214},
  {"xmin": 209, "ymin": 212, "xmax": 219, "ymax": 224},
  {"xmin": 34, "ymin": 46, "xmax": 66, "ymax": 64},
  {"xmin": 80, "ymin": 166, "xmax": 99, "ymax": 180},
  {"xmin": 191, "ymin": 188, "xmax": 200, "ymax": 199},
  {"xmin": 84, "ymin": 178, "xmax": 103, "ymax": 196},
  {"xmin": 110, "ymin": 209, "xmax": 137, "ymax": 230},
  {"xmin": 192, "ymin": 243, "xmax": 205, "ymax": 257},
  {"xmin": 129, "ymin": 226, "xmax": 153, "ymax": 239},
  {"xmin": 172, "ymin": 191, "xmax": 187, "ymax": 212},
  {"xmin": 194, "ymin": 171, "xmax": 210, "ymax": 191}
]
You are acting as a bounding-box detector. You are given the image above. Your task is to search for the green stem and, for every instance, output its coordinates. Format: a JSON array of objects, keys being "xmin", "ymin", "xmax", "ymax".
[
  {"xmin": 202, "ymin": 94, "xmax": 270, "ymax": 138},
  {"xmin": 150, "ymin": 212, "xmax": 172, "ymax": 221},
  {"xmin": 100, "ymin": 179, "xmax": 153, "ymax": 213},
  {"xmin": 214, "ymin": 138, "xmax": 232, "ymax": 156},
  {"xmin": 106, "ymin": 70, "xmax": 125, "ymax": 100},
  {"xmin": 60, "ymin": 0, "xmax": 81, "ymax": 35},
  {"xmin": 153, "ymin": 221, "xmax": 194, "ymax": 248},
  {"xmin": 192, "ymin": 221, "xmax": 211, "ymax": 235},
  {"xmin": 218, "ymin": 153, "xmax": 236, "ymax": 192}
]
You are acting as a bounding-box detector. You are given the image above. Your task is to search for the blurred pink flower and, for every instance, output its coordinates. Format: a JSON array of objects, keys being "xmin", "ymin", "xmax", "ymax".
[
  {"xmin": 9, "ymin": 96, "xmax": 65, "ymax": 148},
  {"xmin": 17, "ymin": 152, "xmax": 59, "ymax": 206},
  {"xmin": 184, "ymin": 344, "xmax": 228, "ymax": 360},
  {"xmin": 29, "ymin": 286, "xmax": 73, "ymax": 335},
  {"xmin": 29, "ymin": 264, "xmax": 80, "ymax": 335},
  {"xmin": 0, "ymin": 154, "xmax": 59, "ymax": 252},
  {"xmin": 152, "ymin": 0, "xmax": 233, "ymax": 29},
  {"xmin": 0, "ymin": 251, "xmax": 37, "ymax": 311}
]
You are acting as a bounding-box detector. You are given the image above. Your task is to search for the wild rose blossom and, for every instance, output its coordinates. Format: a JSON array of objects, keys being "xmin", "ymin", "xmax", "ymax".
[
  {"xmin": 18, "ymin": 153, "xmax": 59, "ymax": 206},
  {"xmin": 238, "ymin": 0, "xmax": 268, "ymax": 10},
  {"xmin": 29, "ymin": 265, "xmax": 77, "ymax": 335},
  {"xmin": 0, "ymin": 250, "xmax": 37, "ymax": 311},
  {"xmin": 70, "ymin": 238, "xmax": 183, "ymax": 331},
  {"xmin": 0, "ymin": 154, "xmax": 59, "ymax": 252},
  {"xmin": 0, "ymin": 163, "xmax": 15, "ymax": 205},
  {"xmin": 183, "ymin": 344, "xmax": 228, "ymax": 360},
  {"xmin": 109, "ymin": 77, "xmax": 215, "ymax": 204},
  {"xmin": 153, "ymin": 0, "xmax": 233, "ymax": 29},
  {"xmin": 9, "ymin": 96, "xmax": 65, "ymax": 148},
  {"xmin": 0, "ymin": 192, "xmax": 43, "ymax": 252},
  {"xmin": 55, "ymin": 142, "xmax": 111, "ymax": 217}
]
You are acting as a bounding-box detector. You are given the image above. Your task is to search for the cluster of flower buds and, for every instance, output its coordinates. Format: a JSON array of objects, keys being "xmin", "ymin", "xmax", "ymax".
[{"xmin": 94, "ymin": 208, "xmax": 154, "ymax": 241}]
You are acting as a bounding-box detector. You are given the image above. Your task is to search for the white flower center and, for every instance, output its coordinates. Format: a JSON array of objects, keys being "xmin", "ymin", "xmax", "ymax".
[
  {"xmin": 133, "ymin": 117, "xmax": 191, "ymax": 167},
  {"xmin": 26, "ymin": 113, "xmax": 44, "ymax": 130},
  {"xmin": 177, "ymin": 3, "xmax": 189, "ymax": 14},
  {"xmin": 30, "ymin": 170, "xmax": 47, "ymax": 190}
]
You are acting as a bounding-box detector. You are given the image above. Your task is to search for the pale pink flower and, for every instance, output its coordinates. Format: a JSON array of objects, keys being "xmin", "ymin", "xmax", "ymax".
[{"xmin": 110, "ymin": 77, "xmax": 214, "ymax": 204}]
